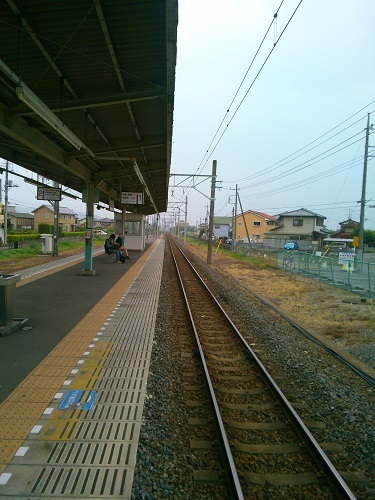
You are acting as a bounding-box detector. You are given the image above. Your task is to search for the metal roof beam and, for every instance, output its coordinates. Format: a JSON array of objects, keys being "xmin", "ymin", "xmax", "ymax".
[
  {"xmin": 16, "ymin": 89, "xmax": 165, "ymax": 115},
  {"xmin": 91, "ymin": 140, "xmax": 166, "ymax": 156},
  {"xmin": 0, "ymin": 104, "xmax": 92, "ymax": 181}
]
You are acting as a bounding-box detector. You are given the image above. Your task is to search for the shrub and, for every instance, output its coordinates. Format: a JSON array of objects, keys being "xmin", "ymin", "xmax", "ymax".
[
  {"xmin": 38, "ymin": 224, "xmax": 63, "ymax": 236},
  {"xmin": 6, "ymin": 233, "xmax": 40, "ymax": 242}
]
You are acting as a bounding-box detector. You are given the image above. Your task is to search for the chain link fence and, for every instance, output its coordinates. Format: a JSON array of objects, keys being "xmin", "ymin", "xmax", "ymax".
[
  {"xmin": 231, "ymin": 243, "xmax": 374, "ymax": 299},
  {"xmin": 276, "ymin": 250, "xmax": 374, "ymax": 299}
]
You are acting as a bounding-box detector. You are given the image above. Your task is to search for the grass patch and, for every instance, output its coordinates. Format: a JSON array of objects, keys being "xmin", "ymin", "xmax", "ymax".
[
  {"xmin": 0, "ymin": 243, "xmax": 42, "ymax": 261},
  {"xmin": 0, "ymin": 236, "xmax": 106, "ymax": 263},
  {"xmin": 185, "ymin": 237, "xmax": 275, "ymax": 269}
]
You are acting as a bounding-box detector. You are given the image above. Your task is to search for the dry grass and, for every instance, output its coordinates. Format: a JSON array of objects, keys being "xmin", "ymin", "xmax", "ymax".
[{"xmin": 189, "ymin": 243, "xmax": 375, "ymax": 370}]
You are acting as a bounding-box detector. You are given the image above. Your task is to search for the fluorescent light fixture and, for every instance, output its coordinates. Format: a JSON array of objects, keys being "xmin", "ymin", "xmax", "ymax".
[
  {"xmin": 95, "ymin": 156, "xmax": 132, "ymax": 161},
  {"xmin": 16, "ymin": 84, "xmax": 93, "ymax": 155},
  {"xmin": 132, "ymin": 159, "xmax": 158, "ymax": 213}
]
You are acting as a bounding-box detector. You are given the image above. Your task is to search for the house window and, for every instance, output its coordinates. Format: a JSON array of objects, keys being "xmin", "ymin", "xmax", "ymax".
[
  {"xmin": 253, "ymin": 234, "xmax": 260, "ymax": 240},
  {"xmin": 253, "ymin": 221, "xmax": 261, "ymax": 226},
  {"xmin": 293, "ymin": 219, "xmax": 303, "ymax": 226},
  {"xmin": 45, "ymin": 213, "xmax": 49, "ymax": 219}
]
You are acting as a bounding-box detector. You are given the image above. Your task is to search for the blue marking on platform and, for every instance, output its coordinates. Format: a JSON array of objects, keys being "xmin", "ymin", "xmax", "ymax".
[
  {"xmin": 58, "ymin": 390, "xmax": 83, "ymax": 410},
  {"xmin": 58, "ymin": 390, "xmax": 97, "ymax": 410},
  {"xmin": 82, "ymin": 391, "xmax": 96, "ymax": 410}
]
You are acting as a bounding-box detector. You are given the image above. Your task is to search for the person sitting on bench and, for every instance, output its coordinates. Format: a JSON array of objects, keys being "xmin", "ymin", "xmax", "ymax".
[
  {"xmin": 104, "ymin": 234, "xmax": 122, "ymax": 263},
  {"xmin": 115, "ymin": 232, "xmax": 130, "ymax": 259}
]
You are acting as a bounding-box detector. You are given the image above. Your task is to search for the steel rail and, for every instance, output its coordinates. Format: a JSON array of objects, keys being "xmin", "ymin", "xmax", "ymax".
[
  {"xmin": 226, "ymin": 268, "xmax": 375, "ymax": 388},
  {"xmin": 169, "ymin": 239, "xmax": 244, "ymax": 500},
  {"xmin": 170, "ymin": 235, "xmax": 357, "ymax": 500}
]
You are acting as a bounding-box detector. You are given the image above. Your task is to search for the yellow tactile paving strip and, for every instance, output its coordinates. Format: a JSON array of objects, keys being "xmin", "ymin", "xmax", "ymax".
[
  {"xmin": 16, "ymin": 251, "xmax": 101, "ymax": 287},
  {"xmin": 0, "ymin": 239, "xmax": 160, "ymax": 481}
]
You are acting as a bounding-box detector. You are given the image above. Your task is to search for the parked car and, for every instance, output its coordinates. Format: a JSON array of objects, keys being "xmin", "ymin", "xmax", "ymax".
[
  {"xmin": 226, "ymin": 238, "xmax": 233, "ymax": 244},
  {"xmin": 284, "ymin": 241, "xmax": 299, "ymax": 250},
  {"xmin": 95, "ymin": 229, "xmax": 107, "ymax": 235}
]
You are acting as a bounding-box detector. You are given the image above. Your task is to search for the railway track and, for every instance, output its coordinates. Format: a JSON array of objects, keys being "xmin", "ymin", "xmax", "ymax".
[{"xmin": 168, "ymin": 235, "xmax": 356, "ymax": 499}]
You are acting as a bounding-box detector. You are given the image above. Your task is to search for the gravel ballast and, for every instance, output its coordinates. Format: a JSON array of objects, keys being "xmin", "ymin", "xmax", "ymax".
[{"xmin": 132, "ymin": 242, "xmax": 374, "ymax": 499}]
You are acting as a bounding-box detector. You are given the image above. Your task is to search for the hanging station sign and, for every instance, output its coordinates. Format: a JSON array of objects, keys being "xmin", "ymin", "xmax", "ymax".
[
  {"xmin": 37, "ymin": 187, "xmax": 62, "ymax": 201},
  {"xmin": 121, "ymin": 192, "xmax": 143, "ymax": 204}
]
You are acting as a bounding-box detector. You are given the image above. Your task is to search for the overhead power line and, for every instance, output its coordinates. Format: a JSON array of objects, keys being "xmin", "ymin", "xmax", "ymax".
[
  {"xmin": 228, "ymin": 105, "xmax": 375, "ymax": 184},
  {"xmin": 241, "ymin": 131, "xmax": 369, "ymax": 190},
  {"xmin": 183, "ymin": 0, "xmax": 302, "ymax": 198},
  {"xmin": 199, "ymin": 0, "xmax": 304, "ymax": 169},
  {"xmin": 197, "ymin": 1, "xmax": 286, "ymax": 173}
]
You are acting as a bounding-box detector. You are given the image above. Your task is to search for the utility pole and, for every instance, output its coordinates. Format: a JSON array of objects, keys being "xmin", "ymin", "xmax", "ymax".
[
  {"xmin": 357, "ymin": 113, "xmax": 371, "ymax": 264},
  {"xmin": 231, "ymin": 206, "xmax": 234, "ymax": 241},
  {"xmin": 53, "ymin": 181, "xmax": 60, "ymax": 256},
  {"xmin": 184, "ymin": 196, "xmax": 188, "ymax": 245},
  {"xmin": 4, "ymin": 161, "xmax": 8, "ymax": 245},
  {"xmin": 237, "ymin": 192, "xmax": 251, "ymax": 244},
  {"xmin": 207, "ymin": 159, "xmax": 217, "ymax": 264},
  {"xmin": 234, "ymin": 184, "xmax": 238, "ymax": 242}
]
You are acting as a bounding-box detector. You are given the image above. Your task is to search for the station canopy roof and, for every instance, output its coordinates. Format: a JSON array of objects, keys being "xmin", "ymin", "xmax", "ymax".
[{"xmin": 0, "ymin": 0, "xmax": 178, "ymax": 215}]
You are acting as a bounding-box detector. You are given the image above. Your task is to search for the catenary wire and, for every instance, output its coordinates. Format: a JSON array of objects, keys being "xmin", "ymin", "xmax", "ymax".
[
  {"xmin": 241, "ymin": 133, "xmax": 369, "ymax": 190},
  {"xmin": 227, "ymin": 103, "xmax": 375, "ymax": 184},
  {"xmin": 203, "ymin": 0, "xmax": 304, "ymax": 166},
  {"xmin": 197, "ymin": 1, "xmax": 285, "ymax": 173}
]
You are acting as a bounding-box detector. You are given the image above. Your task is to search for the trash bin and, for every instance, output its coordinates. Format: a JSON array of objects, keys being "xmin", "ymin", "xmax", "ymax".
[
  {"xmin": 41, "ymin": 234, "xmax": 53, "ymax": 254},
  {"xmin": 0, "ymin": 274, "xmax": 21, "ymax": 326},
  {"xmin": 14, "ymin": 240, "xmax": 19, "ymax": 249}
]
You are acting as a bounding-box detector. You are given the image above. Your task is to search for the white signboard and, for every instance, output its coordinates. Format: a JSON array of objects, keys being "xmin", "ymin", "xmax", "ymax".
[
  {"xmin": 338, "ymin": 252, "xmax": 356, "ymax": 264},
  {"xmin": 37, "ymin": 187, "xmax": 62, "ymax": 201},
  {"xmin": 121, "ymin": 192, "xmax": 143, "ymax": 205}
]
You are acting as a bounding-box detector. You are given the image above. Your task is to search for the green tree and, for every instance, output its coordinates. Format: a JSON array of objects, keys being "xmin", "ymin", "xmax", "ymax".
[{"xmin": 351, "ymin": 228, "xmax": 375, "ymax": 246}]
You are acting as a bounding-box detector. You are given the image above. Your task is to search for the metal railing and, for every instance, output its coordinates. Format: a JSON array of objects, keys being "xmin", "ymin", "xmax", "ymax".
[
  {"xmin": 275, "ymin": 251, "xmax": 374, "ymax": 299},
  {"xmin": 227, "ymin": 243, "xmax": 374, "ymax": 298}
]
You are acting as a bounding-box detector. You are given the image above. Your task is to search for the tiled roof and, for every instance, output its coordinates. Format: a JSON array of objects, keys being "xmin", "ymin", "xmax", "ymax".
[
  {"xmin": 32, "ymin": 204, "xmax": 77, "ymax": 215},
  {"xmin": 243, "ymin": 210, "xmax": 278, "ymax": 221},
  {"xmin": 11, "ymin": 212, "xmax": 33, "ymax": 218},
  {"xmin": 213, "ymin": 216, "xmax": 231, "ymax": 224},
  {"xmin": 278, "ymin": 208, "xmax": 325, "ymax": 219}
]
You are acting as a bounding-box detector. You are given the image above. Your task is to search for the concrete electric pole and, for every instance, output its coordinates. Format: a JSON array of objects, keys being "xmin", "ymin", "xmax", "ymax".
[{"xmin": 357, "ymin": 113, "xmax": 371, "ymax": 264}]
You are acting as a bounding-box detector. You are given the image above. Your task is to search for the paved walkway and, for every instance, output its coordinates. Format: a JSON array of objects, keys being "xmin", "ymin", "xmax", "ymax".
[{"xmin": 0, "ymin": 237, "xmax": 164, "ymax": 498}]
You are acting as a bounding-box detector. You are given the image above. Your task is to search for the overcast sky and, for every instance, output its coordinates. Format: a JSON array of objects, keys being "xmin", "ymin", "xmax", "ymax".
[
  {"xmin": 169, "ymin": 0, "xmax": 375, "ymax": 230},
  {"xmin": 2, "ymin": 0, "xmax": 375, "ymax": 231}
]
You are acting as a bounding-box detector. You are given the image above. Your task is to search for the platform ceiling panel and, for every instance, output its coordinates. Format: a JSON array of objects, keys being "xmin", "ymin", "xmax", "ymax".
[{"xmin": 0, "ymin": 0, "xmax": 178, "ymax": 215}]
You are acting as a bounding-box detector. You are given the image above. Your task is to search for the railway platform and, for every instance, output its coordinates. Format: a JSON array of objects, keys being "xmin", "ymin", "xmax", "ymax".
[{"xmin": 0, "ymin": 236, "xmax": 164, "ymax": 498}]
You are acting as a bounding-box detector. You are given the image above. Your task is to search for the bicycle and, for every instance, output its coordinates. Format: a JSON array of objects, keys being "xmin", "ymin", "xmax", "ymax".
[{"xmin": 282, "ymin": 254, "xmax": 296, "ymax": 271}]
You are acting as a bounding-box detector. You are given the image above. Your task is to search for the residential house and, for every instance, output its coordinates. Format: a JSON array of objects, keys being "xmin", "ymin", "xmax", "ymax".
[
  {"xmin": 0, "ymin": 205, "xmax": 33, "ymax": 230},
  {"xmin": 330, "ymin": 219, "xmax": 359, "ymax": 239},
  {"xmin": 9, "ymin": 211, "xmax": 34, "ymax": 230},
  {"xmin": 212, "ymin": 216, "xmax": 231, "ymax": 240},
  {"xmin": 264, "ymin": 208, "xmax": 329, "ymax": 249},
  {"xmin": 98, "ymin": 217, "xmax": 113, "ymax": 229},
  {"xmin": 78, "ymin": 216, "xmax": 113, "ymax": 229},
  {"xmin": 33, "ymin": 205, "xmax": 77, "ymax": 232},
  {"xmin": 235, "ymin": 210, "xmax": 278, "ymax": 243}
]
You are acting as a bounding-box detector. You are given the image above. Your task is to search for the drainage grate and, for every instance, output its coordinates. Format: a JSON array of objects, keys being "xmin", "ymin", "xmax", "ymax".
[
  {"xmin": 31, "ymin": 466, "xmax": 130, "ymax": 497},
  {"xmin": 46, "ymin": 442, "xmax": 135, "ymax": 466}
]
